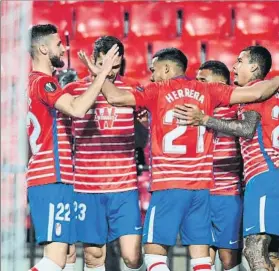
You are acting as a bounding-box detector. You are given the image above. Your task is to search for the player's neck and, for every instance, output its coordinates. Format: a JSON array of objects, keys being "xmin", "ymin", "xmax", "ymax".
[{"xmin": 32, "ymin": 59, "xmax": 53, "ymax": 76}]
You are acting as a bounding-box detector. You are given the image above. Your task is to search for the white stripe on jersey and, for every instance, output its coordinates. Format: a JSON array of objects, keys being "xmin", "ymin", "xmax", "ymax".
[
  {"xmin": 75, "ymin": 133, "xmax": 135, "ymax": 138},
  {"xmin": 76, "ymin": 164, "xmax": 136, "ymax": 170},
  {"xmin": 76, "ymin": 157, "xmax": 134, "ymax": 162},
  {"xmin": 76, "ymin": 150, "xmax": 134, "ymax": 154},
  {"xmin": 153, "ymin": 162, "xmax": 212, "ymax": 168},
  {"xmin": 28, "ymin": 165, "xmax": 54, "ymax": 172},
  {"xmin": 152, "ymin": 155, "xmax": 213, "ymax": 161},
  {"xmin": 27, "ymin": 173, "xmax": 55, "ymax": 181},
  {"xmin": 74, "ymin": 186, "xmax": 137, "ymax": 193},
  {"xmin": 153, "ymin": 170, "xmax": 212, "ymax": 175},
  {"xmin": 76, "ymin": 142, "xmax": 134, "ymax": 146},
  {"xmin": 74, "ymin": 172, "xmax": 137, "ymax": 178},
  {"xmin": 75, "ymin": 125, "xmax": 134, "ymax": 131},
  {"xmin": 74, "ymin": 179, "xmax": 137, "ymax": 185},
  {"xmin": 153, "ymin": 177, "xmax": 212, "ymax": 182}
]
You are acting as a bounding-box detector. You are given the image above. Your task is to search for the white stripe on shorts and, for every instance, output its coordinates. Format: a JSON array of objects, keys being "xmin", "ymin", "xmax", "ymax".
[
  {"xmin": 147, "ymin": 206, "xmax": 156, "ymax": 243},
  {"xmin": 259, "ymin": 195, "xmax": 266, "ymax": 232},
  {"xmin": 47, "ymin": 203, "xmax": 55, "ymax": 241}
]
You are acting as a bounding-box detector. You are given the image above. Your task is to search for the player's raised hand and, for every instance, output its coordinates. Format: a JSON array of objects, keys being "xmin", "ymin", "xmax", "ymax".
[
  {"xmin": 100, "ymin": 44, "xmax": 120, "ymax": 74},
  {"xmin": 173, "ymin": 104, "xmax": 206, "ymax": 126},
  {"xmin": 78, "ymin": 50, "xmax": 100, "ymax": 76}
]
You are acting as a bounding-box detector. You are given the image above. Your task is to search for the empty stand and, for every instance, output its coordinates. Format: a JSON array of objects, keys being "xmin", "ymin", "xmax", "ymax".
[
  {"xmin": 122, "ymin": 39, "xmax": 149, "ymax": 79},
  {"xmin": 74, "ymin": 2, "xmax": 124, "ymax": 39},
  {"xmin": 258, "ymin": 41, "xmax": 279, "ymax": 72},
  {"xmin": 180, "ymin": 2, "xmax": 232, "ymax": 39},
  {"xmin": 32, "ymin": 2, "xmax": 74, "ymax": 35},
  {"xmin": 233, "ymin": 2, "xmax": 279, "ymax": 39},
  {"xmin": 125, "ymin": 2, "xmax": 178, "ymax": 39},
  {"xmin": 206, "ymin": 39, "xmax": 255, "ymax": 70}
]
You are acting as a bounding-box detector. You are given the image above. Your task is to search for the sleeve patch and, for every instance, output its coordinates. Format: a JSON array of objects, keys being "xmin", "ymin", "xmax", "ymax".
[{"xmin": 44, "ymin": 82, "xmax": 57, "ymax": 92}]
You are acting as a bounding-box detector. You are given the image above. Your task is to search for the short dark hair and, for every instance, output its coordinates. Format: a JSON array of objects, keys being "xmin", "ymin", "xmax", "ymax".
[
  {"xmin": 199, "ymin": 60, "xmax": 230, "ymax": 84},
  {"xmin": 242, "ymin": 45, "xmax": 272, "ymax": 79},
  {"xmin": 153, "ymin": 48, "xmax": 188, "ymax": 72},
  {"xmin": 93, "ymin": 36, "xmax": 124, "ymax": 61},
  {"xmin": 29, "ymin": 24, "xmax": 58, "ymax": 58}
]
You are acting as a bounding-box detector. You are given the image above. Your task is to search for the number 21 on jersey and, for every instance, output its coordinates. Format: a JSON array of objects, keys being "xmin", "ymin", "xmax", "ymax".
[{"xmin": 163, "ymin": 110, "xmax": 206, "ymax": 154}]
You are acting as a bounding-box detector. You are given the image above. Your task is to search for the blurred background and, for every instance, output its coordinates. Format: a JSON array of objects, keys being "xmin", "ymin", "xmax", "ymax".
[{"xmin": 1, "ymin": 0, "xmax": 278, "ymax": 270}]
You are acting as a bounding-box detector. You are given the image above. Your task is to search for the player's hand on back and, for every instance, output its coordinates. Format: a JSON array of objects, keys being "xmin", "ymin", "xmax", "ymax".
[{"xmin": 173, "ymin": 104, "xmax": 207, "ymax": 126}]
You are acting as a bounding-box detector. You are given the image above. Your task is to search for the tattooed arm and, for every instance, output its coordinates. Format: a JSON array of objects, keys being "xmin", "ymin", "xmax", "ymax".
[
  {"xmin": 203, "ymin": 111, "xmax": 261, "ymax": 139},
  {"xmin": 173, "ymin": 104, "xmax": 261, "ymax": 139}
]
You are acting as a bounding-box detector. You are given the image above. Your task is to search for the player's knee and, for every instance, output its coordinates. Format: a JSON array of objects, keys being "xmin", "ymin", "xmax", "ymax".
[
  {"xmin": 219, "ymin": 250, "xmax": 240, "ymax": 270},
  {"xmin": 44, "ymin": 242, "xmax": 68, "ymax": 268},
  {"xmin": 84, "ymin": 246, "xmax": 105, "ymax": 268},
  {"xmin": 122, "ymin": 251, "xmax": 142, "ymax": 269}
]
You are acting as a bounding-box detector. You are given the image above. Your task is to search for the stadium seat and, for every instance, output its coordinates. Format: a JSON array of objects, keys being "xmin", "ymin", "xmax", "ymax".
[
  {"xmin": 206, "ymin": 39, "xmax": 256, "ymax": 70},
  {"xmin": 258, "ymin": 41, "xmax": 279, "ymax": 72},
  {"xmin": 122, "ymin": 38, "xmax": 149, "ymax": 79},
  {"xmin": 68, "ymin": 38, "xmax": 96, "ymax": 78},
  {"xmin": 74, "ymin": 2, "xmax": 124, "ymax": 39},
  {"xmin": 233, "ymin": 2, "xmax": 279, "ymax": 40},
  {"xmin": 32, "ymin": 2, "xmax": 74, "ymax": 36},
  {"xmin": 125, "ymin": 2, "xmax": 178, "ymax": 39},
  {"xmin": 152, "ymin": 39, "xmax": 202, "ymax": 78},
  {"xmin": 180, "ymin": 2, "xmax": 232, "ymax": 39}
]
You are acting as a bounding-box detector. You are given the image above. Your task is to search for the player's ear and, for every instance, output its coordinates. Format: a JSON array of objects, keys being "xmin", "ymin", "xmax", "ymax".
[
  {"xmin": 250, "ymin": 63, "xmax": 259, "ymax": 73},
  {"xmin": 165, "ymin": 63, "xmax": 170, "ymax": 74},
  {"xmin": 38, "ymin": 44, "xmax": 48, "ymax": 56}
]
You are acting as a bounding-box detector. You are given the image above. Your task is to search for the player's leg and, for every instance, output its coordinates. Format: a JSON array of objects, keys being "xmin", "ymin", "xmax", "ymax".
[
  {"xmin": 269, "ymin": 237, "xmax": 279, "ymax": 271},
  {"xmin": 84, "ymin": 244, "xmax": 106, "ymax": 271},
  {"xmin": 63, "ymin": 245, "xmax": 76, "ymax": 271},
  {"xmin": 181, "ymin": 190, "xmax": 212, "ymax": 271},
  {"xmin": 107, "ymin": 190, "xmax": 144, "ymax": 271},
  {"xmin": 75, "ymin": 192, "xmax": 108, "ymax": 270},
  {"xmin": 143, "ymin": 189, "xmax": 191, "ymax": 271},
  {"xmin": 210, "ymin": 248, "xmax": 217, "ymax": 271},
  {"xmin": 243, "ymin": 170, "xmax": 279, "ymax": 271},
  {"xmin": 210, "ymin": 195, "xmax": 243, "ymax": 270},
  {"xmin": 28, "ymin": 184, "xmax": 76, "ymax": 271}
]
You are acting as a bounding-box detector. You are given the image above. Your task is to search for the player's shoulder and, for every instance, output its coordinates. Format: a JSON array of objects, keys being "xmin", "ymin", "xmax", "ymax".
[
  {"xmin": 29, "ymin": 71, "xmax": 60, "ymax": 93},
  {"xmin": 115, "ymin": 76, "xmax": 141, "ymax": 88}
]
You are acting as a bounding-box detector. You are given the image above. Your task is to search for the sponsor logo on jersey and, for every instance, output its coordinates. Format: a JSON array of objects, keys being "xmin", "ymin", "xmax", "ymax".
[{"xmin": 94, "ymin": 107, "xmax": 117, "ymax": 130}]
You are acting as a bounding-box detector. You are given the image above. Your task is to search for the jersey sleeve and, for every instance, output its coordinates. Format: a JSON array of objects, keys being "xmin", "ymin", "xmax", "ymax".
[
  {"xmin": 207, "ymin": 83, "xmax": 236, "ymax": 108},
  {"xmin": 130, "ymin": 82, "xmax": 159, "ymax": 111},
  {"xmin": 63, "ymin": 81, "xmax": 81, "ymax": 96},
  {"xmin": 36, "ymin": 76, "xmax": 65, "ymax": 107}
]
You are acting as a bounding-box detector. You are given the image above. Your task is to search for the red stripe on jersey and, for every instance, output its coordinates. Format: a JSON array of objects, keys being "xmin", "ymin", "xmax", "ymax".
[
  {"xmin": 27, "ymin": 72, "xmax": 73, "ymax": 187},
  {"xmin": 70, "ymin": 79, "xmax": 138, "ymax": 193},
  {"xmin": 193, "ymin": 264, "xmax": 211, "ymax": 271},
  {"xmin": 30, "ymin": 268, "xmax": 39, "ymax": 271},
  {"xmin": 211, "ymin": 106, "xmax": 242, "ymax": 195}
]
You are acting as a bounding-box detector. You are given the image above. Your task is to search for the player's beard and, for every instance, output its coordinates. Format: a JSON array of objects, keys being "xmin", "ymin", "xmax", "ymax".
[{"xmin": 49, "ymin": 54, "xmax": 65, "ymax": 68}]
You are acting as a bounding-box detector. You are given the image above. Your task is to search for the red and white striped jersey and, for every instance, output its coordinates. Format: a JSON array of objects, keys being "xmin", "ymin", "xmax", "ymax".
[
  {"xmin": 238, "ymin": 81, "xmax": 279, "ymax": 184},
  {"xmin": 211, "ymin": 106, "xmax": 242, "ymax": 195},
  {"xmin": 132, "ymin": 77, "xmax": 235, "ymax": 191},
  {"xmin": 27, "ymin": 71, "xmax": 74, "ymax": 187},
  {"xmin": 64, "ymin": 78, "xmax": 139, "ymax": 193}
]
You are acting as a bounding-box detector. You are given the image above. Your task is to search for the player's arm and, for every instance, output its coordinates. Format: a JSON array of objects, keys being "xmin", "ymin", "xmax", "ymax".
[
  {"xmin": 101, "ymin": 79, "xmax": 136, "ymax": 107},
  {"xmin": 174, "ymin": 105, "xmax": 261, "ymax": 139},
  {"xmin": 55, "ymin": 70, "xmax": 108, "ymax": 118},
  {"xmin": 229, "ymin": 77, "xmax": 279, "ymax": 104}
]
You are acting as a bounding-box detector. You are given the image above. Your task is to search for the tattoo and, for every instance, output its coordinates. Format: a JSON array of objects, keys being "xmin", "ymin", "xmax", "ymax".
[
  {"xmin": 244, "ymin": 234, "xmax": 274, "ymax": 271},
  {"xmin": 205, "ymin": 111, "xmax": 261, "ymax": 139}
]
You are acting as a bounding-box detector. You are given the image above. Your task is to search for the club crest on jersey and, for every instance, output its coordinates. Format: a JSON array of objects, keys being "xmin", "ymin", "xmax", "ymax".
[
  {"xmin": 44, "ymin": 82, "xmax": 57, "ymax": 92},
  {"xmin": 94, "ymin": 107, "xmax": 117, "ymax": 130},
  {"xmin": 55, "ymin": 223, "xmax": 62, "ymax": 236}
]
